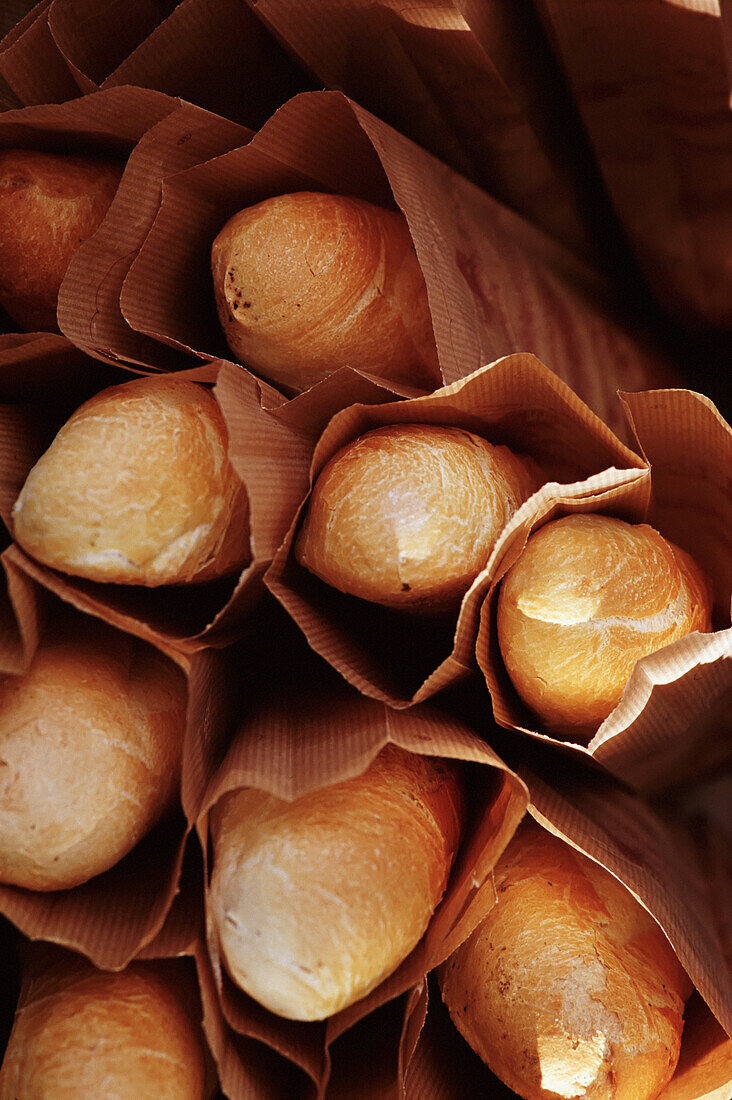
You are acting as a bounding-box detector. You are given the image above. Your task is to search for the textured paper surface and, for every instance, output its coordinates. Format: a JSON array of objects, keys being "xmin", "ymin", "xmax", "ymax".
[
  {"xmin": 120, "ymin": 89, "xmax": 677, "ymax": 442},
  {"xmin": 533, "ymin": 0, "xmax": 732, "ymax": 328},
  {"xmin": 0, "ymin": 0, "xmax": 77, "ymax": 107},
  {"xmin": 190, "ymin": 610, "xmax": 528, "ymax": 1095},
  {"xmin": 233, "ymin": 353, "xmax": 648, "ymax": 707}
]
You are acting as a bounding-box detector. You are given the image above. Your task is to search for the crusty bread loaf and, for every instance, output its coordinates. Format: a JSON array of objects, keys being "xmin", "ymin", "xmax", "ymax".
[
  {"xmin": 439, "ymin": 822, "xmax": 692, "ymax": 1100},
  {"xmin": 211, "ymin": 191, "xmax": 441, "ymax": 393},
  {"xmin": 12, "ymin": 376, "xmax": 250, "ymax": 586},
  {"xmin": 209, "ymin": 744, "xmax": 464, "ymax": 1021},
  {"xmin": 0, "ymin": 148, "xmax": 122, "ymax": 330},
  {"xmin": 0, "ymin": 955, "xmax": 208, "ymax": 1099},
  {"xmin": 295, "ymin": 424, "xmax": 539, "ymax": 611},
  {"xmin": 0, "ymin": 618, "xmax": 186, "ymax": 890},
  {"xmin": 497, "ymin": 514, "xmax": 712, "ymax": 739}
]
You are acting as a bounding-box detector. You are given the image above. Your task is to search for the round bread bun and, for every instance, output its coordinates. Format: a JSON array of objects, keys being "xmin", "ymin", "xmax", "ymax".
[
  {"xmin": 0, "ymin": 618, "xmax": 187, "ymax": 890},
  {"xmin": 0, "ymin": 958, "xmax": 208, "ymax": 1099},
  {"xmin": 209, "ymin": 744, "xmax": 465, "ymax": 1021},
  {"xmin": 11, "ymin": 376, "xmax": 250, "ymax": 586},
  {"xmin": 211, "ymin": 191, "xmax": 441, "ymax": 392},
  {"xmin": 0, "ymin": 148, "xmax": 122, "ymax": 330},
  {"xmin": 497, "ymin": 514, "xmax": 712, "ymax": 739},
  {"xmin": 439, "ymin": 822, "xmax": 692, "ymax": 1100},
  {"xmin": 295, "ymin": 423, "xmax": 540, "ymax": 611}
]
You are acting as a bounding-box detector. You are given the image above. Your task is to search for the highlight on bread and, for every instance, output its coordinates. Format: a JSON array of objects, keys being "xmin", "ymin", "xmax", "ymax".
[
  {"xmin": 11, "ymin": 376, "xmax": 250, "ymax": 586},
  {"xmin": 497, "ymin": 514, "xmax": 712, "ymax": 739},
  {"xmin": 0, "ymin": 618, "xmax": 187, "ymax": 890},
  {"xmin": 0, "ymin": 148, "xmax": 123, "ymax": 330},
  {"xmin": 0, "ymin": 955, "xmax": 209, "ymax": 1099},
  {"xmin": 439, "ymin": 821, "xmax": 692, "ymax": 1100},
  {"xmin": 211, "ymin": 191, "xmax": 441, "ymax": 393},
  {"xmin": 295, "ymin": 423, "xmax": 540, "ymax": 611},
  {"xmin": 208, "ymin": 744, "xmax": 465, "ymax": 1021}
]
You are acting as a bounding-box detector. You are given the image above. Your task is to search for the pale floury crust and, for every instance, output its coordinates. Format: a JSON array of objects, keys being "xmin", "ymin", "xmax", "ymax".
[
  {"xmin": 296, "ymin": 423, "xmax": 540, "ymax": 611},
  {"xmin": 0, "ymin": 619, "xmax": 187, "ymax": 890},
  {"xmin": 440, "ymin": 822, "xmax": 692, "ymax": 1100},
  {"xmin": 0, "ymin": 148, "xmax": 123, "ymax": 330},
  {"xmin": 211, "ymin": 191, "xmax": 442, "ymax": 392},
  {"xmin": 0, "ymin": 961, "xmax": 208, "ymax": 1099},
  {"xmin": 12, "ymin": 377, "xmax": 250, "ymax": 586},
  {"xmin": 497, "ymin": 514, "xmax": 713, "ymax": 739},
  {"xmin": 209, "ymin": 745, "xmax": 465, "ymax": 1021}
]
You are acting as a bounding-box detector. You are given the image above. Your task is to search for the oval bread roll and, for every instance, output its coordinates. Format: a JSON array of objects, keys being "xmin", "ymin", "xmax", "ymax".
[
  {"xmin": 0, "ymin": 959, "xmax": 208, "ymax": 1099},
  {"xmin": 12, "ymin": 377, "xmax": 250, "ymax": 586},
  {"xmin": 0, "ymin": 619, "xmax": 186, "ymax": 890},
  {"xmin": 295, "ymin": 424, "xmax": 540, "ymax": 611},
  {"xmin": 439, "ymin": 822, "xmax": 692, "ymax": 1100},
  {"xmin": 497, "ymin": 514, "xmax": 712, "ymax": 739},
  {"xmin": 209, "ymin": 744, "xmax": 464, "ymax": 1021},
  {"xmin": 211, "ymin": 191, "xmax": 441, "ymax": 392},
  {"xmin": 0, "ymin": 148, "xmax": 122, "ymax": 330}
]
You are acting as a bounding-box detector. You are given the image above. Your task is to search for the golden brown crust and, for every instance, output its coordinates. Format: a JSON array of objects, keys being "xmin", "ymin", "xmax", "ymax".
[
  {"xmin": 0, "ymin": 148, "xmax": 122, "ymax": 330},
  {"xmin": 439, "ymin": 822, "xmax": 691, "ymax": 1100},
  {"xmin": 295, "ymin": 423, "xmax": 539, "ymax": 611},
  {"xmin": 0, "ymin": 959, "xmax": 208, "ymax": 1099},
  {"xmin": 211, "ymin": 191, "xmax": 441, "ymax": 392},
  {"xmin": 12, "ymin": 376, "xmax": 251, "ymax": 586},
  {"xmin": 0, "ymin": 619, "xmax": 187, "ymax": 890},
  {"xmin": 209, "ymin": 744, "xmax": 464, "ymax": 1021},
  {"xmin": 497, "ymin": 515, "xmax": 713, "ymax": 739}
]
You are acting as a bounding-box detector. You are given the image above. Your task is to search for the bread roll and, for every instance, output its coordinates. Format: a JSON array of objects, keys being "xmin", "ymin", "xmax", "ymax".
[
  {"xmin": 439, "ymin": 822, "xmax": 692, "ymax": 1100},
  {"xmin": 0, "ymin": 148, "xmax": 122, "ymax": 330},
  {"xmin": 209, "ymin": 744, "xmax": 464, "ymax": 1021},
  {"xmin": 295, "ymin": 424, "xmax": 539, "ymax": 611},
  {"xmin": 497, "ymin": 514, "xmax": 712, "ymax": 739},
  {"xmin": 211, "ymin": 191, "xmax": 441, "ymax": 392},
  {"xmin": 0, "ymin": 618, "xmax": 186, "ymax": 890},
  {"xmin": 12, "ymin": 376, "xmax": 250, "ymax": 586},
  {"xmin": 0, "ymin": 957, "xmax": 208, "ymax": 1099}
]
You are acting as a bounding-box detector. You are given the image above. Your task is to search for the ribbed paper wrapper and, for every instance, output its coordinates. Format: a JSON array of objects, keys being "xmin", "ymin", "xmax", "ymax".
[
  {"xmin": 476, "ymin": 386, "xmax": 732, "ymax": 792},
  {"xmin": 402, "ymin": 733, "xmax": 732, "ymax": 1099},
  {"xmin": 187, "ymin": 603, "xmax": 529, "ymax": 1098},
  {"xmin": 234, "ymin": 0, "xmax": 604, "ymax": 263},
  {"xmin": 0, "ymin": 0, "xmax": 78, "ymax": 107},
  {"xmin": 0, "ymin": 336, "xmax": 271, "ymax": 654},
  {"xmin": 216, "ymin": 352, "xmax": 648, "ymax": 707},
  {"xmin": 46, "ymin": 0, "xmax": 312, "ymax": 126},
  {"xmin": 118, "ymin": 88, "xmax": 678, "ymax": 442},
  {"xmin": 57, "ymin": 101, "xmax": 252, "ymax": 370},
  {"xmin": 532, "ymin": 0, "xmax": 732, "ymax": 331},
  {"xmin": 0, "ymin": 561, "xmax": 202, "ymax": 972}
]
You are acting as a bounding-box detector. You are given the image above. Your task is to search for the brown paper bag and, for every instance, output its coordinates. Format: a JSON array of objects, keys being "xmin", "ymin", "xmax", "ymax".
[
  {"xmin": 219, "ymin": 353, "xmax": 647, "ymax": 707},
  {"xmin": 0, "ymin": 336, "xmax": 268, "ymax": 654},
  {"xmin": 190, "ymin": 607, "xmax": 528, "ymax": 1097},
  {"xmin": 0, "ymin": 0, "xmax": 78, "ymax": 107},
  {"xmin": 235, "ymin": 0, "xmax": 612, "ymax": 263},
  {"xmin": 48, "ymin": 0, "xmax": 314, "ymax": 128},
  {"xmin": 532, "ymin": 0, "xmax": 732, "ymax": 330},
  {"xmin": 57, "ymin": 101, "xmax": 252, "ymax": 370},
  {"xmin": 119, "ymin": 88, "xmax": 678, "ymax": 442},
  {"xmin": 476, "ymin": 386, "xmax": 732, "ymax": 790},
  {"xmin": 403, "ymin": 735, "xmax": 732, "ymax": 1099}
]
